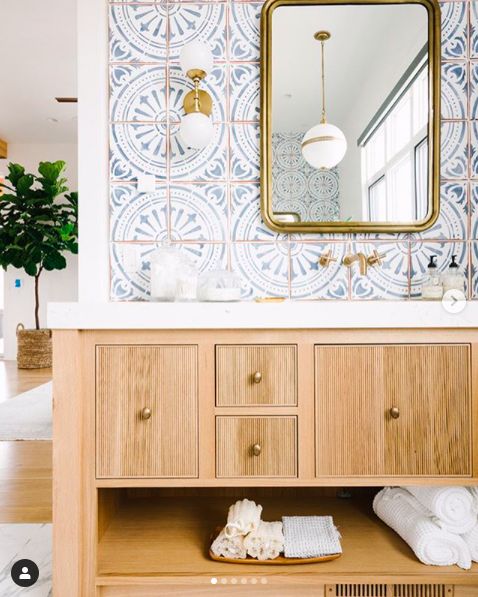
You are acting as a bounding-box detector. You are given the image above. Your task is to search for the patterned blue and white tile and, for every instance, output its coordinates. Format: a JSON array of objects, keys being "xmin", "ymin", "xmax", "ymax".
[
  {"xmin": 230, "ymin": 64, "xmax": 260, "ymax": 122},
  {"xmin": 412, "ymin": 181, "xmax": 468, "ymax": 240},
  {"xmin": 110, "ymin": 65, "xmax": 167, "ymax": 123},
  {"xmin": 471, "ymin": 241, "xmax": 478, "ymax": 298},
  {"xmin": 0, "ymin": 524, "xmax": 51, "ymax": 597},
  {"xmin": 471, "ymin": 2, "xmax": 478, "ymax": 59},
  {"xmin": 109, "ymin": 4, "xmax": 167, "ymax": 63},
  {"xmin": 290, "ymin": 242, "xmax": 348, "ymax": 300},
  {"xmin": 230, "ymin": 242, "xmax": 290, "ymax": 299},
  {"xmin": 441, "ymin": 121, "xmax": 468, "ymax": 179},
  {"xmin": 168, "ymin": 64, "xmax": 227, "ymax": 123},
  {"xmin": 469, "ymin": 62, "xmax": 478, "ymax": 119},
  {"xmin": 170, "ymin": 183, "xmax": 228, "ymax": 241},
  {"xmin": 410, "ymin": 240, "xmax": 469, "ymax": 298},
  {"xmin": 111, "ymin": 242, "xmax": 228, "ymax": 301},
  {"xmin": 110, "ymin": 123, "xmax": 167, "ymax": 181},
  {"xmin": 230, "ymin": 124, "xmax": 260, "ymax": 181},
  {"xmin": 229, "ymin": 4, "xmax": 261, "ymax": 62},
  {"xmin": 169, "ymin": 122, "xmax": 227, "ymax": 181},
  {"xmin": 441, "ymin": 2, "xmax": 468, "ymax": 60},
  {"xmin": 168, "ymin": 4, "xmax": 227, "ymax": 61},
  {"xmin": 441, "ymin": 62, "xmax": 467, "ymax": 120},
  {"xmin": 110, "ymin": 184, "xmax": 169, "ymax": 242},
  {"xmin": 471, "ymin": 122, "xmax": 478, "ymax": 178},
  {"xmin": 470, "ymin": 183, "xmax": 478, "ymax": 238},
  {"xmin": 230, "ymin": 183, "xmax": 285, "ymax": 241},
  {"xmin": 350, "ymin": 242, "xmax": 410, "ymax": 300}
]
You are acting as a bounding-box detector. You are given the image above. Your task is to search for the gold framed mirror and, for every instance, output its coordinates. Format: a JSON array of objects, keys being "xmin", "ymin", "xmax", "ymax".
[{"xmin": 260, "ymin": 0, "xmax": 441, "ymax": 233}]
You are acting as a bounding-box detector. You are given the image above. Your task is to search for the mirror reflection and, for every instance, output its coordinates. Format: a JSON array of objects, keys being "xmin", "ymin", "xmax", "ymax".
[{"xmin": 270, "ymin": 3, "xmax": 429, "ymax": 224}]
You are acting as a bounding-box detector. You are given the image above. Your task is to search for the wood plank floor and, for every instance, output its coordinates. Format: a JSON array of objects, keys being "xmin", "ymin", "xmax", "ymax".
[{"xmin": 0, "ymin": 360, "xmax": 52, "ymax": 523}]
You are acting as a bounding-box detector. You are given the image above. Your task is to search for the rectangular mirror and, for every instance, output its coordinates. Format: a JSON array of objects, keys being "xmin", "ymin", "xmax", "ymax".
[{"xmin": 260, "ymin": 0, "xmax": 440, "ymax": 233}]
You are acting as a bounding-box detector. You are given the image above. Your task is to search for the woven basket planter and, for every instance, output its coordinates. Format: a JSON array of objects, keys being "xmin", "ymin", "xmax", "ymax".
[{"xmin": 16, "ymin": 324, "xmax": 52, "ymax": 369}]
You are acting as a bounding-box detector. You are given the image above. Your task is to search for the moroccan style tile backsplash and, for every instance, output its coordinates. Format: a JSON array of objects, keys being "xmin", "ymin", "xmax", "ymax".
[{"xmin": 109, "ymin": 0, "xmax": 478, "ymax": 301}]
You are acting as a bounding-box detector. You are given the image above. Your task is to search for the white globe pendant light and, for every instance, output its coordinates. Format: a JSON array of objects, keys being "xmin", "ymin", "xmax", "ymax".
[
  {"xmin": 179, "ymin": 41, "xmax": 214, "ymax": 150},
  {"xmin": 302, "ymin": 31, "xmax": 347, "ymax": 170}
]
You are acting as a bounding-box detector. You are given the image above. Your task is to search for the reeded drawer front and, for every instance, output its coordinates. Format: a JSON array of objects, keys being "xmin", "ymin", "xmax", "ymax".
[
  {"xmin": 216, "ymin": 416, "xmax": 297, "ymax": 478},
  {"xmin": 96, "ymin": 345, "xmax": 198, "ymax": 478},
  {"xmin": 216, "ymin": 345, "xmax": 297, "ymax": 406}
]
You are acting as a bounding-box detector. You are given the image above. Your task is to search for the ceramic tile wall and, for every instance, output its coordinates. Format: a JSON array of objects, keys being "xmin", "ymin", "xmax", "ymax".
[
  {"xmin": 109, "ymin": 0, "xmax": 478, "ymax": 300},
  {"xmin": 272, "ymin": 132, "xmax": 340, "ymax": 222}
]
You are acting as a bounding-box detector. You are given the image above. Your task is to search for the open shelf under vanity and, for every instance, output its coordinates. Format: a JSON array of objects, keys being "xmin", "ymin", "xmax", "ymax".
[{"xmin": 96, "ymin": 488, "xmax": 478, "ymax": 593}]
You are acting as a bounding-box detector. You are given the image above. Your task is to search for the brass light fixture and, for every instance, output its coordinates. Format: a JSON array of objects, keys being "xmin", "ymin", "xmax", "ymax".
[
  {"xmin": 179, "ymin": 41, "xmax": 214, "ymax": 150},
  {"xmin": 301, "ymin": 31, "xmax": 347, "ymax": 170}
]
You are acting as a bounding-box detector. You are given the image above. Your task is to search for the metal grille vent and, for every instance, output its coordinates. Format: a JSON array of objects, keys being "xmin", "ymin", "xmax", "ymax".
[{"xmin": 326, "ymin": 586, "xmax": 453, "ymax": 597}]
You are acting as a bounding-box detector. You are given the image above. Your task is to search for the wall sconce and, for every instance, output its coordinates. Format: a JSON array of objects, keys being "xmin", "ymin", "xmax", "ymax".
[{"xmin": 179, "ymin": 41, "xmax": 214, "ymax": 150}]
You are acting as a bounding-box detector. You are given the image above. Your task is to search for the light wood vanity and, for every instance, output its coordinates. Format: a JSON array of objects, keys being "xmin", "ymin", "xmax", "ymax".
[{"xmin": 51, "ymin": 303, "xmax": 478, "ymax": 596}]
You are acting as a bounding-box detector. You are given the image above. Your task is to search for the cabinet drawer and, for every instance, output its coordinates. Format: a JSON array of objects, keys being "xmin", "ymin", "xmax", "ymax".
[
  {"xmin": 96, "ymin": 345, "xmax": 198, "ymax": 478},
  {"xmin": 216, "ymin": 416, "xmax": 297, "ymax": 478},
  {"xmin": 216, "ymin": 345, "xmax": 297, "ymax": 406}
]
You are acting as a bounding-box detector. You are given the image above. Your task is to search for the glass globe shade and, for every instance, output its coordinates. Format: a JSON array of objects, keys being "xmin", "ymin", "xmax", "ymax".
[
  {"xmin": 180, "ymin": 41, "xmax": 213, "ymax": 76},
  {"xmin": 179, "ymin": 112, "xmax": 214, "ymax": 150},
  {"xmin": 301, "ymin": 122, "xmax": 347, "ymax": 169}
]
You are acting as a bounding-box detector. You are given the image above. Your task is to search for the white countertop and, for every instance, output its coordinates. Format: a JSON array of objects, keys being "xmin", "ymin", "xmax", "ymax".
[{"xmin": 47, "ymin": 300, "xmax": 478, "ymax": 329}]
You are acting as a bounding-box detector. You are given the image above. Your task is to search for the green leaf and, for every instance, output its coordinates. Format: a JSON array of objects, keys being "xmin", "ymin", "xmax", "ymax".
[
  {"xmin": 43, "ymin": 252, "xmax": 67, "ymax": 271},
  {"xmin": 24, "ymin": 261, "xmax": 38, "ymax": 276},
  {"xmin": 17, "ymin": 175, "xmax": 35, "ymax": 195}
]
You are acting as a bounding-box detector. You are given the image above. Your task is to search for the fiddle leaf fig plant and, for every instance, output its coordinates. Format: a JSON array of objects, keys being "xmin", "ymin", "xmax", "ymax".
[{"xmin": 0, "ymin": 160, "xmax": 78, "ymax": 329}]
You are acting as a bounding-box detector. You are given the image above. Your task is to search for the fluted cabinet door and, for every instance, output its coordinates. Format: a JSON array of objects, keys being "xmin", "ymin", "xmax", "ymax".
[
  {"xmin": 315, "ymin": 344, "xmax": 471, "ymax": 477},
  {"xmin": 96, "ymin": 345, "xmax": 198, "ymax": 478}
]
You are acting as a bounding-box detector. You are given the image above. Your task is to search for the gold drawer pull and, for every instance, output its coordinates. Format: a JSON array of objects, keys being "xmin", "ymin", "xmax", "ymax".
[
  {"xmin": 252, "ymin": 443, "xmax": 262, "ymax": 456},
  {"xmin": 389, "ymin": 406, "xmax": 400, "ymax": 419},
  {"xmin": 141, "ymin": 407, "xmax": 152, "ymax": 420},
  {"xmin": 253, "ymin": 371, "xmax": 262, "ymax": 384}
]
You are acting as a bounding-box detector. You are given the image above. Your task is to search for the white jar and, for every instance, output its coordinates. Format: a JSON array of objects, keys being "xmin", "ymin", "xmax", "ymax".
[
  {"xmin": 421, "ymin": 255, "xmax": 443, "ymax": 300},
  {"xmin": 150, "ymin": 243, "xmax": 198, "ymax": 302}
]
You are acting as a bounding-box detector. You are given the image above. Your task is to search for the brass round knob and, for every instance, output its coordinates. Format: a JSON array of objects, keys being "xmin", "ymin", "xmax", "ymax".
[
  {"xmin": 141, "ymin": 407, "xmax": 152, "ymax": 420},
  {"xmin": 252, "ymin": 443, "xmax": 262, "ymax": 456},
  {"xmin": 389, "ymin": 406, "xmax": 400, "ymax": 419},
  {"xmin": 253, "ymin": 371, "xmax": 262, "ymax": 384}
]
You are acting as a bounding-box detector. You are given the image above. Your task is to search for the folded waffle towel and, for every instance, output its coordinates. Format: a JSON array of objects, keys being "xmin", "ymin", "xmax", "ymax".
[
  {"xmin": 282, "ymin": 515, "xmax": 342, "ymax": 559},
  {"xmin": 462, "ymin": 523, "xmax": 478, "ymax": 562},
  {"xmin": 224, "ymin": 499, "xmax": 262, "ymax": 538},
  {"xmin": 374, "ymin": 488, "xmax": 472, "ymax": 569},
  {"xmin": 243, "ymin": 520, "xmax": 284, "ymax": 560},
  {"xmin": 404, "ymin": 486, "xmax": 476, "ymax": 535},
  {"xmin": 210, "ymin": 528, "xmax": 247, "ymax": 559}
]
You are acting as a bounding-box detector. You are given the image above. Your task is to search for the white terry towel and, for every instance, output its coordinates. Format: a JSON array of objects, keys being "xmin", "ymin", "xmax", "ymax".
[
  {"xmin": 210, "ymin": 528, "xmax": 247, "ymax": 559},
  {"xmin": 224, "ymin": 499, "xmax": 262, "ymax": 538},
  {"xmin": 462, "ymin": 523, "xmax": 478, "ymax": 562},
  {"xmin": 244, "ymin": 521, "xmax": 284, "ymax": 560},
  {"xmin": 405, "ymin": 486, "xmax": 476, "ymax": 535},
  {"xmin": 374, "ymin": 488, "xmax": 472, "ymax": 570}
]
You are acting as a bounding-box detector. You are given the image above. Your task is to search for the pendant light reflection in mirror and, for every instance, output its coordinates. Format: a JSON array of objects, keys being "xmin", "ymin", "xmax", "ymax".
[{"xmin": 301, "ymin": 31, "xmax": 347, "ymax": 170}]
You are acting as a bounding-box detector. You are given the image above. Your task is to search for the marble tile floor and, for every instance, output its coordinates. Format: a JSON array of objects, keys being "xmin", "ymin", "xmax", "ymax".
[{"xmin": 0, "ymin": 524, "xmax": 52, "ymax": 596}]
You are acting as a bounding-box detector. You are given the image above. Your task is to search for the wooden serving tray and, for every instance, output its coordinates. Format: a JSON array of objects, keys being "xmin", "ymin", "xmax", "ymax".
[{"xmin": 209, "ymin": 528, "xmax": 342, "ymax": 565}]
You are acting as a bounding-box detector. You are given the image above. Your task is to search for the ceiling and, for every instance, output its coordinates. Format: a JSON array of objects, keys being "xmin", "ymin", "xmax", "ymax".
[
  {"xmin": 0, "ymin": 1, "xmax": 77, "ymax": 144},
  {"xmin": 272, "ymin": 4, "xmax": 428, "ymax": 133}
]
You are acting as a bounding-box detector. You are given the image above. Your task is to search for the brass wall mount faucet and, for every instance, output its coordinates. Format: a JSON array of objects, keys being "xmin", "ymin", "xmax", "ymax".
[{"xmin": 342, "ymin": 250, "xmax": 386, "ymax": 276}]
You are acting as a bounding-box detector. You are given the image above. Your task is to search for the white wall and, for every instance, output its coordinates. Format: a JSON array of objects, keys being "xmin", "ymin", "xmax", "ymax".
[{"xmin": 0, "ymin": 143, "xmax": 78, "ymax": 359}]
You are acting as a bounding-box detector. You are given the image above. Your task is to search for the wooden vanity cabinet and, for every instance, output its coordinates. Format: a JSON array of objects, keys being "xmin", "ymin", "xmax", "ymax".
[
  {"xmin": 315, "ymin": 344, "xmax": 471, "ymax": 477},
  {"xmin": 96, "ymin": 345, "xmax": 199, "ymax": 478}
]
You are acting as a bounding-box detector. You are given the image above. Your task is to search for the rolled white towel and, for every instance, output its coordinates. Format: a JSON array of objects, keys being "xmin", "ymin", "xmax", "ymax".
[
  {"xmin": 463, "ymin": 523, "xmax": 478, "ymax": 562},
  {"xmin": 211, "ymin": 528, "xmax": 247, "ymax": 559},
  {"xmin": 224, "ymin": 499, "xmax": 262, "ymax": 538},
  {"xmin": 244, "ymin": 521, "xmax": 284, "ymax": 560},
  {"xmin": 405, "ymin": 486, "xmax": 476, "ymax": 535},
  {"xmin": 374, "ymin": 488, "xmax": 471, "ymax": 570}
]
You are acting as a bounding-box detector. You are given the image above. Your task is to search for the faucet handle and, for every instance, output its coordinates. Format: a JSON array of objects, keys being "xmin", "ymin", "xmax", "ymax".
[
  {"xmin": 368, "ymin": 250, "xmax": 386, "ymax": 267},
  {"xmin": 319, "ymin": 250, "xmax": 337, "ymax": 268}
]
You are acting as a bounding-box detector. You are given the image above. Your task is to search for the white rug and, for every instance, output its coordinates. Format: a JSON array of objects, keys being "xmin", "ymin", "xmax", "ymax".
[{"xmin": 0, "ymin": 383, "xmax": 52, "ymax": 441}]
